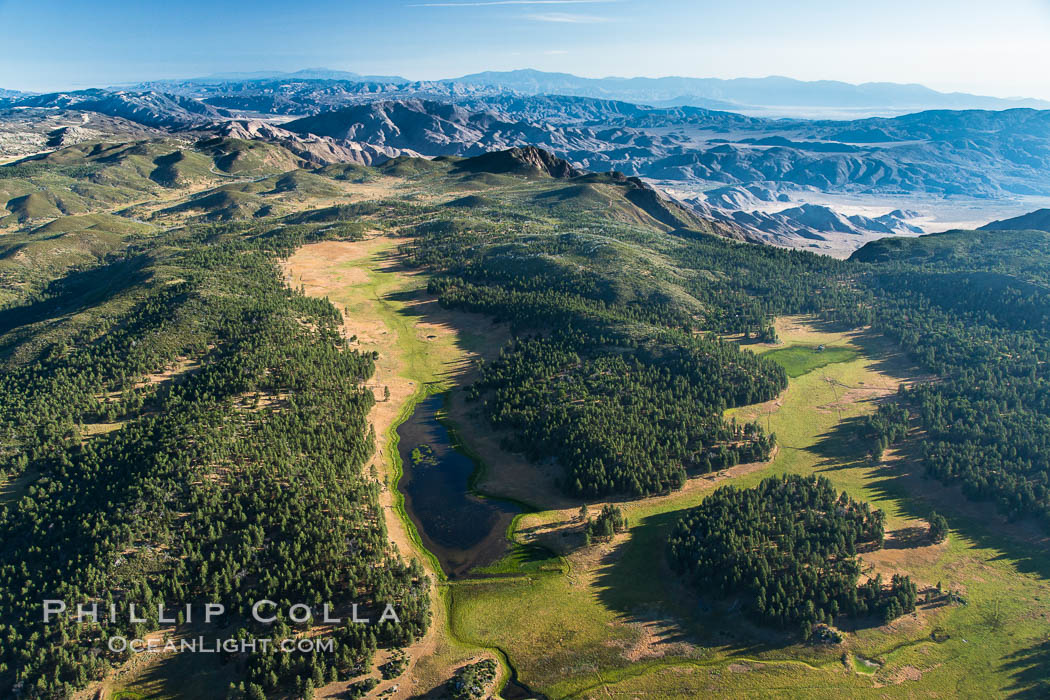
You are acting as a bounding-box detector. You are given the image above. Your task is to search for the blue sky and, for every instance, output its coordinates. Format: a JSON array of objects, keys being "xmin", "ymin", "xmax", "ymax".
[{"xmin": 2, "ymin": 0, "xmax": 1049, "ymax": 97}]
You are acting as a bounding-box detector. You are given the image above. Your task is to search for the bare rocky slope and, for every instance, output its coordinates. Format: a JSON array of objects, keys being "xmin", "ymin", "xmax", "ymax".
[
  {"xmin": 279, "ymin": 98, "xmax": 1050, "ymax": 198},
  {"xmin": 1, "ymin": 89, "xmax": 230, "ymax": 128},
  {"xmin": 0, "ymin": 108, "xmax": 166, "ymax": 159},
  {"xmin": 6, "ymin": 82, "xmax": 1050, "ymax": 250},
  {"xmin": 208, "ymin": 119, "xmax": 420, "ymax": 165},
  {"xmin": 7, "ymin": 87, "xmax": 1050, "ymax": 199}
]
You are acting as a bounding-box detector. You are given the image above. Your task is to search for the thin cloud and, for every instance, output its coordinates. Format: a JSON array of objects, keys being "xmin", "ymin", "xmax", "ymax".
[
  {"xmin": 525, "ymin": 11, "xmax": 612, "ymax": 22},
  {"xmin": 411, "ymin": 1, "xmax": 615, "ymax": 7}
]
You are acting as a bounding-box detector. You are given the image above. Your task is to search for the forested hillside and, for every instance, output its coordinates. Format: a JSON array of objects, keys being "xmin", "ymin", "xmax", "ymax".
[
  {"xmin": 848, "ymin": 229, "xmax": 1050, "ymax": 523},
  {"xmin": 0, "ymin": 216, "xmax": 428, "ymax": 696}
]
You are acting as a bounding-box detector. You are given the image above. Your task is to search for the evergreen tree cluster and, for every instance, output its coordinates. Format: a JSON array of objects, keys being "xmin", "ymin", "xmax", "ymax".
[
  {"xmin": 846, "ymin": 231, "xmax": 1050, "ymax": 524},
  {"xmin": 468, "ymin": 329, "xmax": 782, "ymax": 497},
  {"xmin": 0, "ymin": 221, "xmax": 428, "ymax": 697},
  {"xmin": 859, "ymin": 400, "xmax": 911, "ymax": 460},
  {"xmin": 667, "ymin": 474, "xmax": 915, "ymax": 636},
  {"xmin": 586, "ymin": 504, "xmax": 628, "ymax": 541},
  {"xmin": 928, "ymin": 511, "xmax": 950, "ymax": 543},
  {"xmin": 447, "ymin": 658, "xmax": 497, "ymax": 700}
]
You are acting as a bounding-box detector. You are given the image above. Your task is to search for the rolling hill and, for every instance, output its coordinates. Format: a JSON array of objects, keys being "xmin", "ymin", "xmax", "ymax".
[{"xmin": 980, "ymin": 208, "xmax": 1050, "ymax": 232}]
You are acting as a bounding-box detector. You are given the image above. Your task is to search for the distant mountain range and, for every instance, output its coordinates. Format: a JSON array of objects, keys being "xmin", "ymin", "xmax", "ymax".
[
  {"xmin": 63, "ymin": 68, "xmax": 1050, "ymax": 119},
  {"xmin": 6, "ymin": 85, "xmax": 1050, "ymax": 199},
  {"xmin": 132, "ymin": 68, "xmax": 411, "ymax": 88},
  {"xmin": 10, "ymin": 69, "xmax": 1049, "ymax": 119},
  {"xmin": 446, "ymin": 70, "xmax": 1050, "ymax": 118},
  {"xmin": 5, "ymin": 87, "xmax": 1050, "ymax": 197},
  {"xmin": 5, "ymin": 73, "xmax": 1050, "ymax": 251}
]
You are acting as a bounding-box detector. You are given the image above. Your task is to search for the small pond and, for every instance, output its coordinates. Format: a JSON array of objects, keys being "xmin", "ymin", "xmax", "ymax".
[{"xmin": 395, "ymin": 393, "xmax": 520, "ymax": 578}]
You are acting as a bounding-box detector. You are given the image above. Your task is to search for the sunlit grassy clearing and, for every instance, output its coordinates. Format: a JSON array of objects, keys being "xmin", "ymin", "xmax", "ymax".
[
  {"xmin": 764, "ymin": 343, "xmax": 859, "ymax": 377},
  {"xmin": 450, "ymin": 321, "xmax": 1050, "ymax": 698}
]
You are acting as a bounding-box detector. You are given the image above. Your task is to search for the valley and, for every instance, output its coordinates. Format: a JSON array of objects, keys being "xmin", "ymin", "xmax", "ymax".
[
  {"xmin": 287, "ymin": 221, "xmax": 1050, "ymax": 697},
  {"xmin": 7, "ymin": 1, "xmax": 1050, "ymax": 696},
  {"xmin": 1, "ymin": 134, "xmax": 1049, "ymax": 698},
  {"xmin": 283, "ymin": 234, "xmax": 517, "ymax": 697}
]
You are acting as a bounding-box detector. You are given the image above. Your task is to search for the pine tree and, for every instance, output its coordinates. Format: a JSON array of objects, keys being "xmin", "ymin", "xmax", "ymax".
[{"xmin": 928, "ymin": 511, "xmax": 949, "ymax": 543}]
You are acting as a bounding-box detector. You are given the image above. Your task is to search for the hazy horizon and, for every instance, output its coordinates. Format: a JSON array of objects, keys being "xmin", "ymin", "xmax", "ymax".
[
  {"xmin": 2, "ymin": 0, "xmax": 1049, "ymax": 100},
  {"xmin": 99, "ymin": 67, "xmax": 1050, "ymax": 104}
]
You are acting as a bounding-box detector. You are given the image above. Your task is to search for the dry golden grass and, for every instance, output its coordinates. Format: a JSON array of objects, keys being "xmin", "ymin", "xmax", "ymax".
[{"xmin": 285, "ymin": 233, "xmax": 513, "ymax": 698}]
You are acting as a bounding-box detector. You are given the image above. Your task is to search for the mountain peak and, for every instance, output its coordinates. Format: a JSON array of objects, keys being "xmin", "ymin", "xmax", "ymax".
[{"xmin": 455, "ymin": 146, "xmax": 583, "ymax": 179}]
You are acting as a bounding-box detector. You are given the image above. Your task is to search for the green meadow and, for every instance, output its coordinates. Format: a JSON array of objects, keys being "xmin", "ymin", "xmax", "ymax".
[
  {"xmin": 444, "ymin": 319, "xmax": 1050, "ymax": 698},
  {"xmin": 763, "ymin": 343, "xmax": 859, "ymax": 378}
]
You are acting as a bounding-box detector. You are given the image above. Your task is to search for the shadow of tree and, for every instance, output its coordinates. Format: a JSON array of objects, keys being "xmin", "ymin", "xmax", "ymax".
[
  {"xmin": 591, "ymin": 507, "xmax": 798, "ymax": 659},
  {"xmin": 810, "ymin": 414, "xmax": 871, "ymax": 471},
  {"xmin": 117, "ymin": 640, "xmax": 232, "ymax": 699},
  {"xmin": 1000, "ymin": 637, "xmax": 1050, "ymax": 698},
  {"xmin": 884, "ymin": 526, "xmax": 930, "ymax": 549}
]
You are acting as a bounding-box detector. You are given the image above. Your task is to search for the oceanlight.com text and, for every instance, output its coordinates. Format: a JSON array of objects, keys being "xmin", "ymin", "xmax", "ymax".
[{"xmin": 107, "ymin": 636, "xmax": 336, "ymax": 654}]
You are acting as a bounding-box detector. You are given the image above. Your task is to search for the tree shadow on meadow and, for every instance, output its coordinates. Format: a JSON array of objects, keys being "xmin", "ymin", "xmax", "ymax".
[
  {"xmin": 109, "ymin": 642, "xmax": 233, "ymax": 700},
  {"xmin": 883, "ymin": 526, "xmax": 930, "ymax": 550},
  {"xmin": 999, "ymin": 637, "xmax": 1050, "ymax": 699},
  {"xmin": 809, "ymin": 414, "xmax": 871, "ymax": 471},
  {"xmin": 591, "ymin": 507, "xmax": 796, "ymax": 661},
  {"xmin": 811, "ymin": 412, "xmax": 1050, "ymax": 581}
]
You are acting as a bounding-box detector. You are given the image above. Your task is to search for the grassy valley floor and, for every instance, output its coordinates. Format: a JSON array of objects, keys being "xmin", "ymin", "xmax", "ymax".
[
  {"xmin": 286, "ymin": 232, "xmax": 1050, "ymax": 698},
  {"xmin": 284, "ymin": 234, "xmax": 514, "ymax": 698}
]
